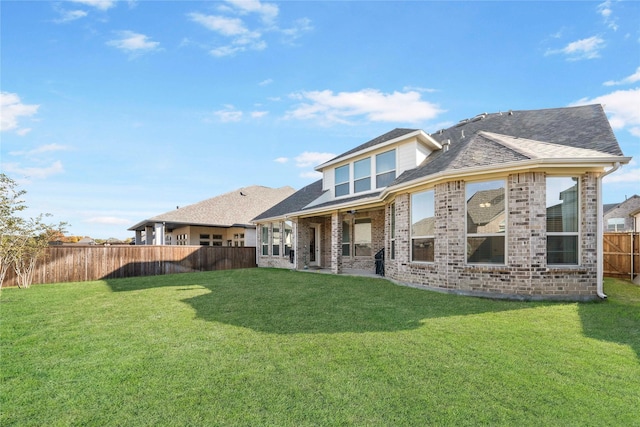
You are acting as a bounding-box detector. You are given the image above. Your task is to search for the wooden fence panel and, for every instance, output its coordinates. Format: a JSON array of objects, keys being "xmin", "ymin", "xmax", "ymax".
[
  {"xmin": 2, "ymin": 246, "xmax": 257, "ymax": 287},
  {"xmin": 603, "ymin": 232, "xmax": 639, "ymax": 279}
]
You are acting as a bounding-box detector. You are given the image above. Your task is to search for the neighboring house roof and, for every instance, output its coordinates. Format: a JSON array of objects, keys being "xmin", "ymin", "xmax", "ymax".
[
  {"xmin": 603, "ymin": 195, "xmax": 640, "ymax": 220},
  {"xmin": 130, "ymin": 185, "xmax": 295, "ymax": 231}
]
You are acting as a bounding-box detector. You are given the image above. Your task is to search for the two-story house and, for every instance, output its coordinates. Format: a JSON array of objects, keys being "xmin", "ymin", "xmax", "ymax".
[{"xmin": 253, "ymin": 105, "xmax": 630, "ymax": 300}]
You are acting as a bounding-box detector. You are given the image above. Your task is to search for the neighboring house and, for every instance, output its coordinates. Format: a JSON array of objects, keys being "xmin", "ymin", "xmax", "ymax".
[
  {"xmin": 603, "ymin": 195, "xmax": 640, "ymax": 232},
  {"xmin": 253, "ymin": 105, "xmax": 631, "ymax": 300},
  {"xmin": 129, "ymin": 185, "xmax": 295, "ymax": 246}
]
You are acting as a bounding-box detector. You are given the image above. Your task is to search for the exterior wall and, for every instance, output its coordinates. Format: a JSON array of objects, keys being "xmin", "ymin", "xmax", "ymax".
[
  {"xmin": 603, "ymin": 195, "xmax": 640, "ymax": 232},
  {"xmin": 340, "ymin": 209, "xmax": 384, "ymax": 271},
  {"xmin": 386, "ymin": 172, "xmax": 599, "ymax": 300}
]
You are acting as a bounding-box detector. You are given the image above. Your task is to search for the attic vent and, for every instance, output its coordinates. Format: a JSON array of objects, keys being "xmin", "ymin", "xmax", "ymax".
[
  {"xmin": 443, "ymin": 139, "xmax": 451, "ymax": 152},
  {"xmin": 461, "ymin": 130, "xmax": 465, "ymax": 139},
  {"xmin": 240, "ymin": 191, "xmax": 247, "ymax": 196},
  {"xmin": 508, "ymin": 110, "xmax": 514, "ymax": 116}
]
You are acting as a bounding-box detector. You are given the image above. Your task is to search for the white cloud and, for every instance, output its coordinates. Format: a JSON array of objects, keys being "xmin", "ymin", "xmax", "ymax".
[
  {"xmin": 597, "ymin": 0, "xmax": 618, "ymax": 31},
  {"xmin": 1, "ymin": 161, "xmax": 64, "ymax": 180},
  {"xmin": 107, "ymin": 31, "xmax": 160, "ymax": 55},
  {"xmin": 274, "ymin": 157, "xmax": 288, "ymax": 163},
  {"xmin": 259, "ymin": 78, "xmax": 273, "ymax": 86},
  {"xmin": 571, "ymin": 88, "xmax": 640, "ymax": 135},
  {"xmin": 189, "ymin": 12, "xmax": 265, "ymax": 57},
  {"xmin": 10, "ymin": 144, "xmax": 70, "ymax": 157},
  {"xmin": 604, "ymin": 67, "xmax": 640, "ymax": 86},
  {"xmin": 225, "ymin": 0, "xmax": 279, "ymax": 24},
  {"xmin": 545, "ymin": 36, "xmax": 605, "ymax": 60},
  {"xmin": 54, "ymin": 9, "xmax": 88, "ymax": 23},
  {"xmin": 213, "ymin": 105, "xmax": 243, "ymax": 122},
  {"xmin": 0, "ymin": 92, "xmax": 40, "ymax": 133},
  {"xmin": 251, "ymin": 111, "xmax": 268, "ymax": 118},
  {"xmin": 69, "ymin": 0, "xmax": 115, "ymax": 11},
  {"xmin": 280, "ymin": 17, "xmax": 313, "ymax": 43},
  {"xmin": 286, "ymin": 89, "xmax": 444, "ymax": 125},
  {"xmin": 84, "ymin": 216, "xmax": 131, "ymax": 225},
  {"xmin": 295, "ymin": 152, "xmax": 336, "ymax": 168}
]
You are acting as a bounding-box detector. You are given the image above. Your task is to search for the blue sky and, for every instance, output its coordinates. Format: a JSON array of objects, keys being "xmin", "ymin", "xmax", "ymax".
[{"xmin": 2, "ymin": 0, "xmax": 639, "ymax": 239}]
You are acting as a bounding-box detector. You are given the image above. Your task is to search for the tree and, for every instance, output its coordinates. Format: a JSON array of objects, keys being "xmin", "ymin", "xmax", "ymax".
[{"xmin": 0, "ymin": 174, "xmax": 67, "ymax": 289}]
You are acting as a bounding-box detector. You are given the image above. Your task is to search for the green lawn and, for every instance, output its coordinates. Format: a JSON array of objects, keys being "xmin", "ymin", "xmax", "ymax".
[{"xmin": 1, "ymin": 269, "xmax": 639, "ymax": 426}]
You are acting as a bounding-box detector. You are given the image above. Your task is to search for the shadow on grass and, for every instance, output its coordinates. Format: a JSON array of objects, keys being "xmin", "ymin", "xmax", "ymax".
[
  {"xmin": 105, "ymin": 269, "xmax": 544, "ymax": 335},
  {"xmin": 578, "ymin": 279, "xmax": 640, "ymax": 359}
]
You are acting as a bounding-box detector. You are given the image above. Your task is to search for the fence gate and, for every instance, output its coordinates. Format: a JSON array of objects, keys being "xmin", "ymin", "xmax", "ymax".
[{"xmin": 603, "ymin": 232, "xmax": 639, "ymax": 280}]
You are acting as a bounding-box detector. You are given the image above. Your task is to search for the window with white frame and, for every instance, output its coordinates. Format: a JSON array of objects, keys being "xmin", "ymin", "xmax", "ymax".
[
  {"xmin": 376, "ymin": 150, "xmax": 396, "ymax": 188},
  {"xmin": 335, "ymin": 165, "xmax": 350, "ymax": 197},
  {"xmin": 261, "ymin": 225, "xmax": 269, "ymax": 256},
  {"xmin": 411, "ymin": 190, "xmax": 435, "ymax": 262},
  {"xmin": 272, "ymin": 223, "xmax": 280, "ymax": 256},
  {"xmin": 466, "ymin": 180, "xmax": 506, "ymax": 264},
  {"xmin": 390, "ymin": 203, "xmax": 396, "ymax": 260},
  {"xmin": 354, "ymin": 157, "xmax": 371, "ymax": 193},
  {"xmin": 354, "ymin": 218, "xmax": 372, "ymax": 256},
  {"xmin": 546, "ymin": 177, "xmax": 579, "ymax": 265},
  {"xmin": 284, "ymin": 221, "xmax": 293, "ymax": 256},
  {"xmin": 342, "ymin": 220, "xmax": 351, "ymax": 256}
]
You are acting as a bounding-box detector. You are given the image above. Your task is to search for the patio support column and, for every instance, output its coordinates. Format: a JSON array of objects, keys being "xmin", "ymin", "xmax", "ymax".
[
  {"xmin": 135, "ymin": 230, "xmax": 143, "ymax": 245},
  {"xmin": 145, "ymin": 225, "xmax": 154, "ymax": 245},
  {"xmin": 331, "ymin": 211, "xmax": 343, "ymax": 274}
]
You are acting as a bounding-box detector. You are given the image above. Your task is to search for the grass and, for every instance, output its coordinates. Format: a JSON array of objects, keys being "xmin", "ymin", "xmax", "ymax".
[{"xmin": 1, "ymin": 269, "xmax": 639, "ymax": 426}]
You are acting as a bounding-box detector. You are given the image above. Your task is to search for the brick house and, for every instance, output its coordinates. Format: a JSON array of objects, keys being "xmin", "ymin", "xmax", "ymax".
[
  {"xmin": 603, "ymin": 195, "xmax": 640, "ymax": 232},
  {"xmin": 253, "ymin": 105, "xmax": 631, "ymax": 300}
]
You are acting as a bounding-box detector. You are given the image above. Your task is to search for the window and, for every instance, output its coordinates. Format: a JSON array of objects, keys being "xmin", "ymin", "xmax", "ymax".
[
  {"xmin": 342, "ymin": 220, "xmax": 351, "ymax": 256},
  {"xmin": 607, "ymin": 218, "xmax": 625, "ymax": 232},
  {"xmin": 411, "ymin": 190, "xmax": 435, "ymax": 262},
  {"xmin": 272, "ymin": 223, "xmax": 280, "ymax": 256},
  {"xmin": 354, "ymin": 218, "xmax": 372, "ymax": 256},
  {"xmin": 284, "ymin": 221, "xmax": 293, "ymax": 256},
  {"xmin": 376, "ymin": 150, "xmax": 396, "ymax": 188},
  {"xmin": 547, "ymin": 177, "xmax": 579, "ymax": 265},
  {"xmin": 200, "ymin": 241, "xmax": 210, "ymax": 246},
  {"xmin": 261, "ymin": 226, "xmax": 269, "ymax": 256},
  {"xmin": 466, "ymin": 180, "xmax": 506, "ymax": 264},
  {"xmin": 335, "ymin": 165, "xmax": 350, "ymax": 197},
  {"xmin": 390, "ymin": 203, "xmax": 396, "ymax": 260},
  {"xmin": 177, "ymin": 234, "xmax": 188, "ymax": 245},
  {"xmin": 200, "ymin": 234, "xmax": 210, "ymax": 239},
  {"xmin": 354, "ymin": 158, "xmax": 371, "ymax": 193}
]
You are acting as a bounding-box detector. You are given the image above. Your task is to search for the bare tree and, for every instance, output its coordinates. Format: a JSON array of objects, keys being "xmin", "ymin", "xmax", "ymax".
[{"xmin": 0, "ymin": 174, "xmax": 26, "ymax": 289}]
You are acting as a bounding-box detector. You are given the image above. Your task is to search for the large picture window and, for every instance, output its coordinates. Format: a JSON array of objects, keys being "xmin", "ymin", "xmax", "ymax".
[
  {"xmin": 335, "ymin": 165, "xmax": 350, "ymax": 197},
  {"xmin": 546, "ymin": 177, "xmax": 579, "ymax": 265},
  {"xmin": 354, "ymin": 158, "xmax": 371, "ymax": 193},
  {"xmin": 376, "ymin": 150, "xmax": 396, "ymax": 188},
  {"xmin": 466, "ymin": 180, "xmax": 506, "ymax": 264},
  {"xmin": 411, "ymin": 190, "xmax": 435, "ymax": 262},
  {"xmin": 354, "ymin": 218, "xmax": 372, "ymax": 256}
]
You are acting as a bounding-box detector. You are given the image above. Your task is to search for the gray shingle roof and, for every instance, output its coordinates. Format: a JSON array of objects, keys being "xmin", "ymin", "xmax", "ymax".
[
  {"xmin": 130, "ymin": 185, "xmax": 295, "ymax": 231},
  {"xmin": 252, "ymin": 180, "xmax": 325, "ymax": 221}
]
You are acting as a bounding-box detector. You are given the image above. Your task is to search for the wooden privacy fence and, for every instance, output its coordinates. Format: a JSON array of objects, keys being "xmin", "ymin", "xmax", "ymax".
[
  {"xmin": 2, "ymin": 245, "xmax": 257, "ymax": 287},
  {"xmin": 603, "ymin": 232, "xmax": 640, "ymax": 280}
]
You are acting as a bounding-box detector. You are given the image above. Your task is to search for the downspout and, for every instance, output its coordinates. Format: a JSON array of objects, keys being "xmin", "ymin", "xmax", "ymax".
[{"xmin": 597, "ymin": 162, "xmax": 621, "ymax": 299}]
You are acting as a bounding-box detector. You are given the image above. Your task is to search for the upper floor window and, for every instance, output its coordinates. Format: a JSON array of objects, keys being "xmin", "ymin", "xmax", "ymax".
[
  {"xmin": 546, "ymin": 177, "xmax": 579, "ymax": 265},
  {"xmin": 466, "ymin": 180, "xmax": 506, "ymax": 264},
  {"xmin": 354, "ymin": 158, "xmax": 371, "ymax": 193},
  {"xmin": 607, "ymin": 218, "xmax": 625, "ymax": 232},
  {"xmin": 335, "ymin": 165, "xmax": 350, "ymax": 197},
  {"xmin": 376, "ymin": 150, "xmax": 396, "ymax": 188},
  {"xmin": 411, "ymin": 190, "xmax": 435, "ymax": 262}
]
